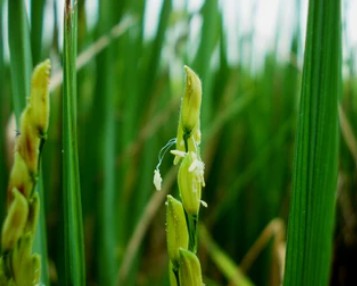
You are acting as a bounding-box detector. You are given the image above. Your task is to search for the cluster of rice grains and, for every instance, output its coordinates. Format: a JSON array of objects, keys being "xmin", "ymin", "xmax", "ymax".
[
  {"xmin": 0, "ymin": 60, "xmax": 51, "ymax": 286},
  {"xmin": 154, "ymin": 66, "xmax": 205, "ymax": 285}
]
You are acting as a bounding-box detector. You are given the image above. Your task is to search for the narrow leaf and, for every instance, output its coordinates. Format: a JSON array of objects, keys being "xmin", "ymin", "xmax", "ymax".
[
  {"xmin": 31, "ymin": 0, "xmax": 46, "ymax": 63},
  {"xmin": 62, "ymin": 0, "xmax": 86, "ymax": 285},
  {"xmin": 284, "ymin": 0, "xmax": 341, "ymax": 285},
  {"xmin": 8, "ymin": 0, "xmax": 33, "ymax": 124}
]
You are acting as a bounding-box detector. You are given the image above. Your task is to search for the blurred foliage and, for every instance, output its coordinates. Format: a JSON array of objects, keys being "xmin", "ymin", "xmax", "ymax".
[{"xmin": 0, "ymin": 0, "xmax": 356, "ymax": 285}]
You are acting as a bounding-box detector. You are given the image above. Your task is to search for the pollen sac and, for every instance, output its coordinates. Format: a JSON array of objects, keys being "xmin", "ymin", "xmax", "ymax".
[
  {"xmin": 153, "ymin": 169, "xmax": 163, "ymax": 191},
  {"xmin": 166, "ymin": 195, "xmax": 189, "ymax": 267},
  {"xmin": 178, "ymin": 248, "xmax": 203, "ymax": 286},
  {"xmin": 8, "ymin": 59, "xmax": 51, "ymax": 203},
  {"xmin": 178, "ymin": 152, "xmax": 204, "ymax": 215},
  {"xmin": 1, "ymin": 188, "xmax": 29, "ymax": 251},
  {"xmin": 180, "ymin": 65, "xmax": 202, "ymax": 134}
]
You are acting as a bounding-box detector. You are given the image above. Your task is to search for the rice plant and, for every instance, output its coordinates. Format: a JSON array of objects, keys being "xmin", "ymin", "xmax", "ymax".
[
  {"xmin": 154, "ymin": 65, "xmax": 205, "ymax": 285},
  {"xmin": 0, "ymin": 0, "xmax": 356, "ymax": 285}
]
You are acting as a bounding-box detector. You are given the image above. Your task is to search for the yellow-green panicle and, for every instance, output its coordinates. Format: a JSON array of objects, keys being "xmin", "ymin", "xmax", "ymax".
[
  {"xmin": 0, "ymin": 59, "xmax": 51, "ymax": 286},
  {"xmin": 16, "ymin": 59, "xmax": 50, "ymax": 179}
]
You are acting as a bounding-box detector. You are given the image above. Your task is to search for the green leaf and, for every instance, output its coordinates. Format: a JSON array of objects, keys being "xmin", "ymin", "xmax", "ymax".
[
  {"xmin": 284, "ymin": 0, "xmax": 341, "ymax": 285},
  {"xmin": 62, "ymin": 0, "xmax": 86, "ymax": 285},
  {"xmin": 95, "ymin": 1, "xmax": 120, "ymax": 285},
  {"xmin": 31, "ymin": 0, "xmax": 46, "ymax": 64},
  {"xmin": 8, "ymin": 0, "xmax": 33, "ymax": 124},
  {"xmin": 192, "ymin": 0, "xmax": 220, "ymax": 129},
  {"xmin": 0, "ymin": 0, "xmax": 6, "ymax": 225}
]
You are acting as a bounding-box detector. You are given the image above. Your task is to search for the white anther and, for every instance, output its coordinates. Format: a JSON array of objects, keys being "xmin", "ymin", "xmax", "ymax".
[
  {"xmin": 153, "ymin": 169, "xmax": 163, "ymax": 191},
  {"xmin": 200, "ymin": 200, "xmax": 208, "ymax": 208},
  {"xmin": 170, "ymin": 150, "xmax": 186, "ymax": 158}
]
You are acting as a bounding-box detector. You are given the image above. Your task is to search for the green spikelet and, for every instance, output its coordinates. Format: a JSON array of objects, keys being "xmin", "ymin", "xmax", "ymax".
[
  {"xmin": 0, "ymin": 59, "xmax": 51, "ymax": 286},
  {"xmin": 158, "ymin": 66, "xmax": 205, "ymax": 286},
  {"xmin": 179, "ymin": 248, "xmax": 203, "ymax": 286}
]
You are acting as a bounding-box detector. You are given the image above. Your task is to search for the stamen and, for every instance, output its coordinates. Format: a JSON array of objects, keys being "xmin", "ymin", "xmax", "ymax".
[
  {"xmin": 153, "ymin": 138, "xmax": 177, "ymax": 191},
  {"xmin": 170, "ymin": 150, "xmax": 186, "ymax": 158},
  {"xmin": 200, "ymin": 200, "xmax": 208, "ymax": 208},
  {"xmin": 189, "ymin": 159, "xmax": 198, "ymax": 172},
  {"xmin": 155, "ymin": 138, "xmax": 177, "ymax": 171},
  {"xmin": 153, "ymin": 169, "xmax": 163, "ymax": 191}
]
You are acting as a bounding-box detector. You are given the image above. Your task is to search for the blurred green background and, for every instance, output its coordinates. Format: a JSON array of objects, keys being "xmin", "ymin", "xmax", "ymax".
[{"xmin": 0, "ymin": 0, "xmax": 357, "ymax": 285}]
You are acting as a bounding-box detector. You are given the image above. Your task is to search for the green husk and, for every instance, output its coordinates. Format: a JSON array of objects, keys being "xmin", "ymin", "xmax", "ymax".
[
  {"xmin": 166, "ymin": 195, "xmax": 189, "ymax": 267},
  {"xmin": 178, "ymin": 248, "xmax": 203, "ymax": 286}
]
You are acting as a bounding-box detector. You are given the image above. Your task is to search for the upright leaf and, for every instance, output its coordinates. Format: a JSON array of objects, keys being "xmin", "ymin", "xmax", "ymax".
[
  {"xmin": 8, "ymin": 0, "xmax": 32, "ymax": 124},
  {"xmin": 31, "ymin": 0, "xmax": 46, "ymax": 63},
  {"xmin": 96, "ymin": 0, "xmax": 118, "ymax": 284},
  {"xmin": 62, "ymin": 1, "xmax": 85, "ymax": 285},
  {"xmin": 192, "ymin": 0, "xmax": 220, "ymax": 129},
  {"xmin": 0, "ymin": 0, "xmax": 6, "ymax": 224},
  {"xmin": 284, "ymin": 0, "xmax": 341, "ymax": 285}
]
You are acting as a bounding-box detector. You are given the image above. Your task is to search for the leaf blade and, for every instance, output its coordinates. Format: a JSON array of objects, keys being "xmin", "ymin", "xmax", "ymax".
[
  {"xmin": 62, "ymin": 1, "xmax": 86, "ymax": 285},
  {"xmin": 284, "ymin": 0, "xmax": 341, "ymax": 285}
]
